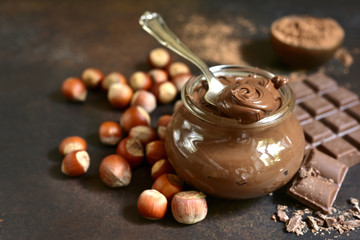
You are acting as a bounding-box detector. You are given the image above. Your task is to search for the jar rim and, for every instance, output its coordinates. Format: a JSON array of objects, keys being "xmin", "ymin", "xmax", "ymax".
[{"xmin": 181, "ymin": 65, "xmax": 295, "ymax": 128}]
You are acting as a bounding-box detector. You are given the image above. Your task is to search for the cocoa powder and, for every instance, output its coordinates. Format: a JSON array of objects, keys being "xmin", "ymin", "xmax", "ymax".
[{"xmin": 271, "ymin": 16, "xmax": 344, "ymax": 49}]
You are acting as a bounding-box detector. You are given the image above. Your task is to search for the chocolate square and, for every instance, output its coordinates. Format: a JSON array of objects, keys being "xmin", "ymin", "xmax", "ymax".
[
  {"xmin": 325, "ymin": 87, "xmax": 359, "ymax": 109},
  {"xmin": 321, "ymin": 111, "xmax": 359, "ymax": 135},
  {"xmin": 305, "ymin": 72, "xmax": 338, "ymax": 94},
  {"xmin": 302, "ymin": 120, "xmax": 334, "ymax": 144},
  {"xmin": 347, "ymin": 104, "xmax": 360, "ymax": 121},
  {"xmin": 293, "ymin": 105, "xmax": 312, "ymax": 125},
  {"xmin": 318, "ymin": 137, "xmax": 357, "ymax": 160},
  {"xmin": 301, "ymin": 96, "xmax": 337, "ymax": 119},
  {"xmin": 288, "ymin": 81, "xmax": 316, "ymax": 103},
  {"xmin": 345, "ymin": 129, "xmax": 360, "ymax": 149}
]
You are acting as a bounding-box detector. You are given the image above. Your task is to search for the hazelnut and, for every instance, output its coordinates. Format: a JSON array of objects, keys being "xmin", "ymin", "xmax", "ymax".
[
  {"xmin": 148, "ymin": 69, "xmax": 169, "ymax": 84},
  {"xmin": 151, "ymin": 81, "xmax": 177, "ymax": 104},
  {"xmin": 116, "ymin": 137, "xmax": 144, "ymax": 168},
  {"xmin": 157, "ymin": 114, "xmax": 172, "ymax": 140},
  {"xmin": 171, "ymin": 191, "xmax": 207, "ymax": 224},
  {"xmin": 101, "ymin": 72, "xmax": 127, "ymax": 91},
  {"xmin": 152, "ymin": 173, "xmax": 184, "ymax": 200},
  {"xmin": 120, "ymin": 106, "xmax": 150, "ymax": 132},
  {"xmin": 99, "ymin": 154, "xmax": 131, "ymax": 187},
  {"xmin": 171, "ymin": 73, "xmax": 192, "ymax": 92},
  {"xmin": 167, "ymin": 62, "xmax": 190, "ymax": 78},
  {"xmin": 98, "ymin": 121, "xmax": 123, "ymax": 146},
  {"xmin": 129, "ymin": 71, "xmax": 152, "ymax": 91},
  {"xmin": 147, "ymin": 48, "xmax": 172, "ymax": 68},
  {"xmin": 61, "ymin": 77, "xmax": 87, "ymax": 102},
  {"xmin": 81, "ymin": 68, "xmax": 104, "ymax": 88},
  {"xmin": 59, "ymin": 136, "xmax": 87, "ymax": 156},
  {"xmin": 61, "ymin": 150, "xmax": 90, "ymax": 177},
  {"xmin": 130, "ymin": 90, "xmax": 157, "ymax": 113},
  {"xmin": 108, "ymin": 83, "xmax": 133, "ymax": 109},
  {"xmin": 128, "ymin": 125, "xmax": 157, "ymax": 146},
  {"xmin": 137, "ymin": 189, "xmax": 168, "ymax": 220},
  {"xmin": 145, "ymin": 140, "xmax": 167, "ymax": 166},
  {"xmin": 151, "ymin": 159, "xmax": 174, "ymax": 181}
]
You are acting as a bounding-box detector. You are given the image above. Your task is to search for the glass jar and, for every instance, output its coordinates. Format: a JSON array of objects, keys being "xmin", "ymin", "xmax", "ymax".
[{"xmin": 165, "ymin": 65, "xmax": 305, "ymax": 199}]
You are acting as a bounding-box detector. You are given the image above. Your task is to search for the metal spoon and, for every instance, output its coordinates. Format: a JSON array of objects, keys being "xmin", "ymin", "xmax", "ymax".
[{"xmin": 139, "ymin": 11, "xmax": 226, "ymax": 106}]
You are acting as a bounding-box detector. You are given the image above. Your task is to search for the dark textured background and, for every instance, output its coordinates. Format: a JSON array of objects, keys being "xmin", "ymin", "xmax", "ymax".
[{"xmin": 1, "ymin": 0, "xmax": 359, "ymax": 239}]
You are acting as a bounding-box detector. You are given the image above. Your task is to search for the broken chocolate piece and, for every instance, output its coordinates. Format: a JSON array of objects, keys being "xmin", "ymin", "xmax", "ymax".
[
  {"xmin": 288, "ymin": 175, "xmax": 339, "ymax": 213},
  {"xmin": 307, "ymin": 216, "xmax": 323, "ymax": 232},
  {"xmin": 305, "ymin": 149, "xmax": 348, "ymax": 184},
  {"xmin": 286, "ymin": 215, "xmax": 306, "ymax": 236},
  {"xmin": 277, "ymin": 209, "xmax": 289, "ymax": 222},
  {"xmin": 287, "ymin": 149, "xmax": 348, "ymax": 213}
]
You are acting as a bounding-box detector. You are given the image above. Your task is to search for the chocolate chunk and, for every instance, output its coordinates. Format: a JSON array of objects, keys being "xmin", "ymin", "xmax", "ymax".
[
  {"xmin": 277, "ymin": 209, "xmax": 289, "ymax": 222},
  {"xmin": 305, "ymin": 72, "xmax": 338, "ymax": 94},
  {"xmin": 321, "ymin": 111, "xmax": 359, "ymax": 135},
  {"xmin": 325, "ymin": 86, "xmax": 359, "ymax": 109},
  {"xmin": 347, "ymin": 104, "xmax": 360, "ymax": 121},
  {"xmin": 350, "ymin": 197, "xmax": 359, "ymax": 206},
  {"xmin": 277, "ymin": 204, "xmax": 288, "ymax": 211},
  {"xmin": 302, "ymin": 120, "xmax": 334, "ymax": 144},
  {"xmin": 324, "ymin": 216, "xmax": 337, "ymax": 227},
  {"xmin": 294, "ymin": 209, "xmax": 305, "ymax": 216},
  {"xmin": 288, "ymin": 175, "xmax": 339, "ymax": 213},
  {"xmin": 285, "ymin": 215, "xmax": 306, "ymax": 236},
  {"xmin": 288, "ymin": 149, "xmax": 348, "ymax": 213},
  {"xmin": 301, "ymin": 95, "xmax": 337, "ymax": 119},
  {"xmin": 343, "ymin": 220, "xmax": 360, "ymax": 230},
  {"xmin": 307, "ymin": 216, "xmax": 323, "ymax": 231},
  {"xmin": 288, "ymin": 81, "xmax": 315, "ymax": 103}
]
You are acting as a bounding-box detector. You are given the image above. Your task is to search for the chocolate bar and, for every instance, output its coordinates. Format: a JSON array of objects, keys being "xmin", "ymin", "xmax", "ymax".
[
  {"xmin": 288, "ymin": 72, "xmax": 360, "ymax": 213},
  {"xmin": 288, "ymin": 149, "xmax": 348, "ymax": 213},
  {"xmin": 291, "ymin": 72, "xmax": 360, "ymax": 167}
]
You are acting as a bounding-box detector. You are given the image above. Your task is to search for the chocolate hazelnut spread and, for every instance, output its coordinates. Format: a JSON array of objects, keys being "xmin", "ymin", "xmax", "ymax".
[
  {"xmin": 165, "ymin": 65, "xmax": 305, "ymax": 199},
  {"xmin": 216, "ymin": 75, "xmax": 288, "ymax": 123}
]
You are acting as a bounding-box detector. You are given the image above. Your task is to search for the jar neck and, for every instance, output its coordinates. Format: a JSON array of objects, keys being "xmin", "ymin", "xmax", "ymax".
[{"xmin": 181, "ymin": 65, "xmax": 295, "ymax": 128}]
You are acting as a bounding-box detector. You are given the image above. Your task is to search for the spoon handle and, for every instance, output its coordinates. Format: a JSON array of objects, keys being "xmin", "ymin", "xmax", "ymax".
[{"xmin": 139, "ymin": 11, "xmax": 213, "ymax": 79}]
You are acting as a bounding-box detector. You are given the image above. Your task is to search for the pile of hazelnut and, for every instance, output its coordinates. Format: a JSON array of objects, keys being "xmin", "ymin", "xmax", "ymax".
[{"xmin": 59, "ymin": 48, "xmax": 207, "ymax": 225}]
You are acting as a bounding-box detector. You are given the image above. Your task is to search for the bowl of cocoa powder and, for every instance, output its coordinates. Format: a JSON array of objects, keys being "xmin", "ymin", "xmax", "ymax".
[{"xmin": 270, "ymin": 15, "xmax": 344, "ymax": 69}]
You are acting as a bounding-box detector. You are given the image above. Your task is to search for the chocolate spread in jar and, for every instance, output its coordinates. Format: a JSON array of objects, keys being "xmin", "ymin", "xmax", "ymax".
[{"xmin": 165, "ymin": 69, "xmax": 304, "ymax": 199}]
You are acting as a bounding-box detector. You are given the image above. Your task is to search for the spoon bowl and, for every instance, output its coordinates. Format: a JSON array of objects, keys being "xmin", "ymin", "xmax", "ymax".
[{"xmin": 139, "ymin": 11, "xmax": 225, "ymax": 106}]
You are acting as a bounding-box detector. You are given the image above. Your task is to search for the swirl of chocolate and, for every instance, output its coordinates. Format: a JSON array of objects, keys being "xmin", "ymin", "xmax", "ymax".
[{"xmin": 216, "ymin": 77, "xmax": 282, "ymax": 124}]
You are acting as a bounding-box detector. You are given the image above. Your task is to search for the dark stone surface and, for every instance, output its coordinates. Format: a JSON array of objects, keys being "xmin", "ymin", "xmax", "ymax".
[{"xmin": 1, "ymin": 0, "xmax": 359, "ymax": 239}]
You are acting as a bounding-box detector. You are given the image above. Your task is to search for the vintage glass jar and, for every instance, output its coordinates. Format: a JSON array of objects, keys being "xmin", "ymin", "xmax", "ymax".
[{"xmin": 165, "ymin": 65, "xmax": 305, "ymax": 199}]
